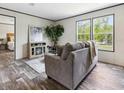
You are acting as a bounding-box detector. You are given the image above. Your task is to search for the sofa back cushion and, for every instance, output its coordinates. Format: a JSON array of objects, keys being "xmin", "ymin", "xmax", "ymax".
[
  {"xmin": 61, "ymin": 42, "xmax": 86, "ymax": 60},
  {"xmin": 61, "ymin": 43, "xmax": 73, "ymax": 60}
]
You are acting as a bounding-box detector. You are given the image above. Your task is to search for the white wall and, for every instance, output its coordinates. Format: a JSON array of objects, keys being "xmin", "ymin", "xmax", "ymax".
[
  {"xmin": 0, "ymin": 15, "xmax": 14, "ymax": 24},
  {"xmin": 0, "ymin": 8, "xmax": 54, "ymax": 59},
  {"xmin": 56, "ymin": 5, "xmax": 124, "ymax": 66},
  {"xmin": 0, "ymin": 24, "xmax": 14, "ymax": 39}
]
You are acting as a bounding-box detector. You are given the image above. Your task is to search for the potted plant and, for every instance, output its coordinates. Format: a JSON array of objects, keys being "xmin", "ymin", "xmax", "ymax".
[{"xmin": 44, "ymin": 24, "xmax": 64, "ymax": 46}]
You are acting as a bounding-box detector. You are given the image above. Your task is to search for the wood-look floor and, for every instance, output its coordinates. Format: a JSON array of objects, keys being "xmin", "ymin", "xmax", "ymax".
[{"xmin": 0, "ymin": 56, "xmax": 124, "ymax": 89}]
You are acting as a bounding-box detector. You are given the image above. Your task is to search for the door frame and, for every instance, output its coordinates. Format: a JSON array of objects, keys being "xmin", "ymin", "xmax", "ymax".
[{"xmin": 0, "ymin": 14, "xmax": 16, "ymax": 60}]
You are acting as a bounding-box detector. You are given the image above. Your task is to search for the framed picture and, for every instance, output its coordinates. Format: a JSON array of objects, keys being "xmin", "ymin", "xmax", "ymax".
[{"xmin": 29, "ymin": 26, "xmax": 43, "ymax": 42}]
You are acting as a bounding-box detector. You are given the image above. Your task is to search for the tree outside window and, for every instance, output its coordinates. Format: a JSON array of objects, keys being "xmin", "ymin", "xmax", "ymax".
[
  {"xmin": 76, "ymin": 14, "xmax": 114, "ymax": 51},
  {"xmin": 77, "ymin": 19, "xmax": 91, "ymax": 41},
  {"xmin": 93, "ymin": 15, "xmax": 114, "ymax": 51}
]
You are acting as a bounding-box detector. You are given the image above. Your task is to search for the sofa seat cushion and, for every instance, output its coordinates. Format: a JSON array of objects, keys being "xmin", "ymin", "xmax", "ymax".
[{"xmin": 61, "ymin": 43, "xmax": 73, "ymax": 60}]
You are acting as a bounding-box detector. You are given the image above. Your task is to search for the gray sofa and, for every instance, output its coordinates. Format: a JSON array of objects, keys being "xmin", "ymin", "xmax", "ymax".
[{"xmin": 45, "ymin": 42, "xmax": 98, "ymax": 89}]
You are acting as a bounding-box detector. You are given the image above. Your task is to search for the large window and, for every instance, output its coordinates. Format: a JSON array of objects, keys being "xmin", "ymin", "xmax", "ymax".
[
  {"xmin": 77, "ymin": 19, "xmax": 91, "ymax": 41},
  {"xmin": 76, "ymin": 14, "xmax": 114, "ymax": 51},
  {"xmin": 93, "ymin": 15, "xmax": 114, "ymax": 51}
]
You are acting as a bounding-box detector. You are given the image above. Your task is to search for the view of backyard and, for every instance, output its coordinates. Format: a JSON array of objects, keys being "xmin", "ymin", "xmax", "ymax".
[{"xmin": 77, "ymin": 15, "xmax": 113, "ymax": 51}]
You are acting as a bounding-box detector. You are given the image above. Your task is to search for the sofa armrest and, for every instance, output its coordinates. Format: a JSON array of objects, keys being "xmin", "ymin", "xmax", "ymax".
[
  {"xmin": 45, "ymin": 54, "xmax": 61, "ymax": 63},
  {"xmin": 71, "ymin": 48, "xmax": 90, "ymax": 89},
  {"xmin": 71, "ymin": 48, "xmax": 90, "ymax": 70},
  {"xmin": 45, "ymin": 53, "xmax": 74, "ymax": 89},
  {"xmin": 45, "ymin": 54, "xmax": 61, "ymax": 75}
]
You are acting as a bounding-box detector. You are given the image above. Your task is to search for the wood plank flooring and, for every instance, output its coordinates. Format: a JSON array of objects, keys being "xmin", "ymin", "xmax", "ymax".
[{"xmin": 0, "ymin": 57, "xmax": 124, "ymax": 90}]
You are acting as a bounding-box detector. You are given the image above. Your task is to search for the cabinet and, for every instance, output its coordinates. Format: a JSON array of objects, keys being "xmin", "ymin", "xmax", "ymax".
[{"xmin": 29, "ymin": 42, "xmax": 46, "ymax": 59}]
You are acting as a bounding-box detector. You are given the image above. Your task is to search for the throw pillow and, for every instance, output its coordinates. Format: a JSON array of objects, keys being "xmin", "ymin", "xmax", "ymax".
[
  {"xmin": 61, "ymin": 43, "xmax": 73, "ymax": 60},
  {"xmin": 80, "ymin": 42, "xmax": 85, "ymax": 48},
  {"xmin": 72, "ymin": 43, "xmax": 85, "ymax": 50},
  {"xmin": 56, "ymin": 45, "xmax": 64, "ymax": 56},
  {"xmin": 82, "ymin": 41, "xmax": 90, "ymax": 47}
]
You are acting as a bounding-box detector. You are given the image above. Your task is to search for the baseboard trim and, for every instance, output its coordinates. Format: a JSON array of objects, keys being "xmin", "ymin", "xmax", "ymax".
[
  {"xmin": 98, "ymin": 61, "xmax": 124, "ymax": 68},
  {"xmin": 16, "ymin": 57, "xmax": 28, "ymax": 61}
]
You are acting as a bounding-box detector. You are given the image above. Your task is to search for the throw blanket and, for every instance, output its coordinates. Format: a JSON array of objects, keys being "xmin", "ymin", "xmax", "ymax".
[{"xmin": 87, "ymin": 41, "xmax": 96, "ymax": 64}]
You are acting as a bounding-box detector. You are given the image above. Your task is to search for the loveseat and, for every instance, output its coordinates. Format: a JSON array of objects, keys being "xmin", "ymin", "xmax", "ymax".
[{"xmin": 45, "ymin": 41, "xmax": 98, "ymax": 89}]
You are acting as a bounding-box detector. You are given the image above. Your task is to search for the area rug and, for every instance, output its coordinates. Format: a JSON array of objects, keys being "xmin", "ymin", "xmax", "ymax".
[{"xmin": 25, "ymin": 57, "xmax": 45, "ymax": 73}]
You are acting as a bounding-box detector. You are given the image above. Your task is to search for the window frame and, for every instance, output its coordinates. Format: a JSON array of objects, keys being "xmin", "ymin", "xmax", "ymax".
[
  {"xmin": 76, "ymin": 14, "xmax": 115, "ymax": 52},
  {"xmin": 76, "ymin": 18, "xmax": 92, "ymax": 42},
  {"xmin": 92, "ymin": 14, "xmax": 115, "ymax": 52}
]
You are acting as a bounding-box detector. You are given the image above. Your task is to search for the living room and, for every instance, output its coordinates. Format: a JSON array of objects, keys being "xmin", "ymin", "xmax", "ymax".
[{"xmin": 0, "ymin": 1, "xmax": 124, "ymax": 92}]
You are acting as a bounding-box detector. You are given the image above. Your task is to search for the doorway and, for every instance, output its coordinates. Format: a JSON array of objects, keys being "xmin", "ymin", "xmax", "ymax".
[{"xmin": 0, "ymin": 14, "xmax": 16, "ymax": 67}]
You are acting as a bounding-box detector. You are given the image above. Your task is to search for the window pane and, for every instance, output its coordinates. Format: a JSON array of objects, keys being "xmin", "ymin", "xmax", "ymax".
[
  {"xmin": 77, "ymin": 20, "xmax": 91, "ymax": 41},
  {"xmin": 93, "ymin": 15, "xmax": 114, "ymax": 51}
]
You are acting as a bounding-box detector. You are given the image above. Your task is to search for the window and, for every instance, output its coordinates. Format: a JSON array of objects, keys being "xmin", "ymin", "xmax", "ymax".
[
  {"xmin": 76, "ymin": 14, "xmax": 114, "ymax": 52},
  {"xmin": 93, "ymin": 15, "xmax": 114, "ymax": 51},
  {"xmin": 77, "ymin": 19, "xmax": 91, "ymax": 41}
]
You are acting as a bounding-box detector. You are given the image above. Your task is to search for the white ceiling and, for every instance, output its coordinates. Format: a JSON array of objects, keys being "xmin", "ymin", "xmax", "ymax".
[{"xmin": 0, "ymin": 3, "xmax": 117, "ymax": 21}]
